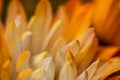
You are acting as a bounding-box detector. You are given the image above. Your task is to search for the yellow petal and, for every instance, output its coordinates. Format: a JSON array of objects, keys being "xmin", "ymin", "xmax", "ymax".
[
  {"xmin": 1, "ymin": 59, "xmax": 11, "ymax": 80},
  {"xmin": 31, "ymin": 68, "xmax": 49, "ymax": 80},
  {"xmin": 5, "ymin": 22, "xmax": 17, "ymax": 52},
  {"xmin": 66, "ymin": 52, "xmax": 74, "ymax": 64},
  {"xmin": 16, "ymin": 50, "xmax": 31, "ymax": 73},
  {"xmin": 17, "ymin": 69, "xmax": 32, "ymax": 80}
]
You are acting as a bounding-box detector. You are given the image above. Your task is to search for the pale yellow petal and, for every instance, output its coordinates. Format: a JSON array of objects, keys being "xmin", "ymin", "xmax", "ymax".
[
  {"xmin": 30, "ymin": 68, "xmax": 49, "ymax": 80},
  {"xmin": 31, "ymin": 51, "xmax": 48, "ymax": 69},
  {"xmin": 41, "ymin": 57, "xmax": 55, "ymax": 80},
  {"xmin": 61, "ymin": 40, "xmax": 80, "ymax": 57},
  {"xmin": 59, "ymin": 53, "xmax": 77, "ymax": 80},
  {"xmin": 28, "ymin": 0, "xmax": 52, "ymax": 54},
  {"xmin": 12, "ymin": 31, "xmax": 32, "ymax": 64},
  {"xmin": 76, "ymin": 60, "xmax": 99, "ymax": 80},
  {"xmin": 6, "ymin": 17, "xmax": 27, "ymax": 53},
  {"xmin": 49, "ymin": 36, "xmax": 66, "ymax": 57},
  {"xmin": 77, "ymin": 38, "xmax": 98, "ymax": 74},
  {"xmin": 55, "ymin": 52, "xmax": 65, "ymax": 79},
  {"xmin": 41, "ymin": 20, "xmax": 63, "ymax": 51},
  {"xmin": 92, "ymin": 58, "xmax": 120, "ymax": 80},
  {"xmin": 75, "ymin": 28, "xmax": 98, "ymax": 68}
]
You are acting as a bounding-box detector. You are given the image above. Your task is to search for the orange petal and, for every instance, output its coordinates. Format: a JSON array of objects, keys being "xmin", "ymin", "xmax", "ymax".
[
  {"xmin": 0, "ymin": 0, "xmax": 3, "ymax": 17},
  {"xmin": 1, "ymin": 59, "xmax": 11, "ymax": 80},
  {"xmin": 105, "ymin": 76, "xmax": 120, "ymax": 80},
  {"xmin": 72, "ymin": 4, "xmax": 93, "ymax": 40},
  {"xmin": 62, "ymin": 3, "xmax": 93, "ymax": 42},
  {"xmin": 0, "ymin": 28, "xmax": 10, "ymax": 72},
  {"xmin": 65, "ymin": 0, "xmax": 80, "ymax": 18},
  {"xmin": 17, "ymin": 68, "xmax": 32, "ymax": 80},
  {"xmin": 97, "ymin": 46, "xmax": 120, "ymax": 61}
]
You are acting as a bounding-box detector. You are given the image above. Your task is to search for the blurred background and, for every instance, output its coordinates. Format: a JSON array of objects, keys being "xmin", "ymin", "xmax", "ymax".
[{"xmin": 1, "ymin": 0, "xmax": 91, "ymax": 22}]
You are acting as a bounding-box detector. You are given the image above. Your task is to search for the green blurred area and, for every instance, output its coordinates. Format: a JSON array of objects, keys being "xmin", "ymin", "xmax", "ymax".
[{"xmin": 2, "ymin": 0, "xmax": 91, "ymax": 22}]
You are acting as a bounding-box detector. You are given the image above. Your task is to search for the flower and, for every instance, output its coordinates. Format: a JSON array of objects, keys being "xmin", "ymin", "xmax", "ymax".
[
  {"xmin": 0, "ymin": 0, "xmax": 120, "ymax": 80},
  {"xmin": 93, "ymin": 0, "xmax": 120, "ymax": 46}
]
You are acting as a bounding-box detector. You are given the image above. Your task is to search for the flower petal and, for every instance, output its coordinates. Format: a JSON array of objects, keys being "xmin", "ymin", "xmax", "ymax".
[
  {"xmin": 6, "ymin": 0, "xmax": 27, "ymax": 26},
  {"xmin": 97, "ymin": 46, "xmax": 120, "ymax": 61},
  {"xmin": 76, "ymin": 60, "xmax": 99, "ymax": 80},
  {"xmin": 16, "ymin": 50, "xmax": 31, "ymax": 73},
  {"xmin": 31, "ymin": 51, "xmax": 47, "ymax": 69},
  {"xmin": 59, "ymin": 52, "xmax": 77, "ymax": 80},
  {"xmin": 61, "ymin": 40, "xmax": 80, "ymax": 57},
  {"xmin": 1, "ymin": 59, "xmax": 11, "ymax": 80},
  {"xmin": 30, "ymin": 68, "xmax": 49, "ymax": 80},
  {"xmin": 28, "ymin": 0, "xmax": 52, "ymax": 54},
  {"xmin": 75, "ymin": 28, "xmax": 98, "ymax": 69},
  {"xmin": 49, "ymin": 36, "xmax": 66, "ymax": 57},
  {"xmin": 41, "ymin": 20, "xmax": 63, "ymax": 51},
  {"xmin": 17, "ymin": 68, "xmax": 32, "ymax": 80},
  {"xmin": 41, "ymin": 57, "xmax": 55, "ymax": 80},
  {"xmin": 92, "ymin": 57, "xmax": 120, "ymax": 80},
  {"xmin": 12, "ymin": 31, "xmax": 32, "ymax": 64},
  {"xmin": 0, "ymin": 28, "xmax": 10, "ymax": 71}
]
